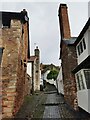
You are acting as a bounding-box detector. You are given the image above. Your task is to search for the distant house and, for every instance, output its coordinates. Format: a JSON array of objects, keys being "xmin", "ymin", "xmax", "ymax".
[
  {"xmin": 0, "ymin": 10, "xmax": 30, "ymax": 118},
  {"xmin": 41, "ymin": 63, "xmax": 59, "ymax": 86},
  {"xmin": 56, "ymin": 66, "xmax": 64, "ymax": 95},
  {"xmin": 27, "ymin": 46, "xmax": 40, "ymax": 93},
  {"xmin": 27, "ymin": 56, "xmax": 37, "ymax": 93},
  {"xmin": 58, "ymin": 4, "xmax": 78, "ymax": 110},
  {"xmin": 73, "ymin": 18, "xmax": 90, "ymax": 113}
]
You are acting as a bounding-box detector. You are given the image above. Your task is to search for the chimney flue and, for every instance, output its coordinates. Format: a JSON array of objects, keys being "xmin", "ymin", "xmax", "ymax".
[{"xmin": 58, "ymin": 4, "xmax": 71, "ymax": 39}]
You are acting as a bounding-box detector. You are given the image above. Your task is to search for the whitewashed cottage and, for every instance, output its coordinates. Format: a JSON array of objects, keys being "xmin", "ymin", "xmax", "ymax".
[{"xmin": 73, "ymin": 17, "xmax": 90, "ymax": 113}]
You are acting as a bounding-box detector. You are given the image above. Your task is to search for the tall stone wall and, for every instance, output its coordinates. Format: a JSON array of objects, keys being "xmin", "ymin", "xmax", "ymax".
[
  {"xmin": 0, "ymin": 19, "xmax": 29, "ymax": 118},
  {"xmin": 61, "ymin": 43, "xmax": 78, "ymax": 110}
]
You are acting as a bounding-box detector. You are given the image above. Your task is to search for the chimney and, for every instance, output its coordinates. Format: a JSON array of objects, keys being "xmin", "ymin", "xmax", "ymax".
[{"xmin": 58, "ymin": 4, "xmax": 71, "ymax": 39}]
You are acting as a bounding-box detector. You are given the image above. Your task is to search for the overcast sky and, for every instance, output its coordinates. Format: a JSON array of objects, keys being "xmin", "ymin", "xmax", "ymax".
[{"xmin": 1, "ymin": 1, "xmax": 89, "ymax": 66}]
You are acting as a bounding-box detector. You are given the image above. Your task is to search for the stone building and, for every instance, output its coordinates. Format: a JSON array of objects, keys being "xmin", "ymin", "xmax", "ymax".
[
  {"xmin": 58, "ymin": 4, "xmax": 78, "ymax": 110},
  {"xmin": 0, "ymin": 9, "xmax": 30, "ymax": 118},
  {"xmin": 27, "ymin": 56, "xmax": 37, "ymax": 94},
  {"xmin": 34, "ymin": 46, "xmax": 40, "ymax": 91},
  {"xmin": 27, "ymin": 46, "xmax": 40, "ymax": 93}
]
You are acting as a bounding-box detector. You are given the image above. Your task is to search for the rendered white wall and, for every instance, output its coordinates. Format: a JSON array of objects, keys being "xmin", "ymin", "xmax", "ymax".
[
  {"xmin": 77, "ymin": 30, "xmax": 89, "ymax": 65},
  {"xmin": 27, "ymin": 63, "xmax": 31, "ymax": 76},
  {"xmin": 77, "ymin": 90, "xmax": 88, "ymax": 112},
  {"xmin": 76, "ymin": 69, "xmax": 90, "ymax": 113},
  {"xmin": 56, "ymin": 67, "xmax": 64, "ymax": 95}
]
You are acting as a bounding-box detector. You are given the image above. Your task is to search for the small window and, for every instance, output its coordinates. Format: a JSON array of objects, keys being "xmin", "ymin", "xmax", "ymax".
[
  {"xmin": 79, "ymin": 42, "xmax": 83, "ymax": 54},
  {"xmin": 77, "ymin": 46, "xmax": 80, "ymax": 55},
  {"xmin": 77, "ymin": 38, "xmax": 86, "ymax": 56}
]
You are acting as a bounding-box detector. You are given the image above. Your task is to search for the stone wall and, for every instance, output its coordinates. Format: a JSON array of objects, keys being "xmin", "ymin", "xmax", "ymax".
[
  {"xmin": 0, "ymin": 19, "xmax": 29, "ymax": 118},
  {"xmin": 34, "ymin": 47, "xmax": 40, "ymax": 91},
  {"xmin": 61, "ymin": 43, "xmax": 78, "ymax": 110}
]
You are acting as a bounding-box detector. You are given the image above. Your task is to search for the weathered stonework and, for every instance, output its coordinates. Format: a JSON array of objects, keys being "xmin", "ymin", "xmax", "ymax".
[
  {"xmin": 0, "ymin": 10, "xmax": 30, "ymax": 118},
  {"xmin": 61, "ymin": 43, "xmax": 78, "ymax": 110},
  {"xmin": 34, "ymin": 47, "xmax": 40, "ymax": 91}
]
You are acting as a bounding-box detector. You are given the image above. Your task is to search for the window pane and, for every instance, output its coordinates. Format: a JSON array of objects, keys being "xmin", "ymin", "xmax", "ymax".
[
  {"xmin": 77, "ymin": 45, "xmax": 80, "ymax": 55},
  {"xmin": 79, "ymin": 73, "xmax": 85, "ymax": 90},
  {"xmin": 84, "ymin": 70, "xmax": 90, "ymax": 89},
  {"xmin": 77, "ymin": 42, "xmax": 83, "ymax": 56},
  {"xmin": 79, "ymin": 42, "xmax": 83, "ymax": 54},
  {"xmin": 82, "ymin": 38, "xmax": 86, "ymax": 50},
  {"xmin": 76, "ymin": 74, "xmax": 81, "ymax": 90},
  {"xmin": 76, "ymin": 71, "xmax": 85, "ymax": 91}
]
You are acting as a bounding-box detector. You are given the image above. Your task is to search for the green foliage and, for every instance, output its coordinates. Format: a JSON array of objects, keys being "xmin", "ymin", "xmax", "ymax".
[{"xmin": 47, "ymin": 70, "xmax": 59, "ymax": 80}]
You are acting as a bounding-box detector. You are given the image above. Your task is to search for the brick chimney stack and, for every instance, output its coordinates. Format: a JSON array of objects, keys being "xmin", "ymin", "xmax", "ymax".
[{"xmin": 58, "ymin": 4, "xmax": 71, "ymax": 39}]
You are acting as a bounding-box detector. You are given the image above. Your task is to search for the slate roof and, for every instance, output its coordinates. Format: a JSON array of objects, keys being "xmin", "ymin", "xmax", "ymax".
[
  {"xmin": 0, "ymin": 48, "xmax": 4, "ymax": 65},
  {"xmin": 28, "ymin": 56, "xmax": 37, "ymax": 62},
  {"xmin": 60, "ymin": 37, "xmax": 77, "ymax": 59},
  {"xmin": 63, "ymin": 37, "xmax": 77, "ymax": 45}
]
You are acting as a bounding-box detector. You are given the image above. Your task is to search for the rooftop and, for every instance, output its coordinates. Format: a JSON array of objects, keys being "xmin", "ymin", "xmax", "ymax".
[
  {"xmin": 28, "ymin": 56, "xmax": 37, "ymax": 62},
  {"xmin": 74, "ymin": 18, "xmax": 90, "ymax": 46},
  {"xmin": 63, "ymin": 37, "xmax": 77, "ymax": 45},
  {"xmin": 0, "ymin": 9, "xmax": 29, "ymax": 27}
]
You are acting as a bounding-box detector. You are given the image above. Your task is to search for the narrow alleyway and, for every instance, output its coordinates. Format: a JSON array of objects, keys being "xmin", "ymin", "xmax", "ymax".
[
  {"xmin": 43, "ymin": 92, "xmax": 61, "ymax": 118},
  {"xmin": 15, "ymin": 83, "xmax": 90, "ymax": 120}
]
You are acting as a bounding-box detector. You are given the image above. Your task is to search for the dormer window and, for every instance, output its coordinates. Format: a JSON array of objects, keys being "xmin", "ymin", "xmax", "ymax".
[{"xmin": 77, "ymin": 38, "xmax": 86, "ymax": 56}]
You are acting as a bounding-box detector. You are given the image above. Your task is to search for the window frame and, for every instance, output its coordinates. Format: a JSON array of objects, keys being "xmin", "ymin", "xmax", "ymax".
[
  {"xmin": 75, "ymin": 70, "xmax": 86, "ymax": 91},
  {"xmin": 83, "ymin": 69, "xmax": 90, "ymax": 89},
  {"xmin": 76, "ymin": 37, "xmax": 86, "ymax": 56}
]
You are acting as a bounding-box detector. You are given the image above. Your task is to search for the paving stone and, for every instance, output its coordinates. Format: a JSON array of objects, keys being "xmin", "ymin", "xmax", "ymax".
[
  {"xmin": 43, "ymin": 106, "xmax": 60, "ymax": 118},
  {"xmin": 43, "ymin": 91, "xmax": 61, "ymax": 119}
]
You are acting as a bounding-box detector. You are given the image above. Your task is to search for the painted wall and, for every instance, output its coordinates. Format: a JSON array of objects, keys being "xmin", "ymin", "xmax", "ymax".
[
  {"xmin": 41, "ymin": 70, "xmax": 50, "ymax": 81},
  {"xmin": 77, "ymin": 30, "xmax": 89, "ymax": 65},
  {"xmin": 27, "ymin": 63, "xmax": 31, "ymax": 77},
  {"xmin": 56, "ymin": 66, "xmax": 64, "ymax": 95}
]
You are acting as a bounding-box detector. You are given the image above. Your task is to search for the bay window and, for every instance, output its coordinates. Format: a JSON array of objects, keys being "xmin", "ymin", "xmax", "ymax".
[{"xmin": 76, "ymin": 69, "xmax": 90, "ymax": 91}]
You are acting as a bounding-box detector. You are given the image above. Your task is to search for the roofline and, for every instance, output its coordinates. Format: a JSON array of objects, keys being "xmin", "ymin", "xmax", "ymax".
[
  {"xmin": 0, "ymin": 9, "xmax": 29, "ymax": 24},
  {"xmin": 59, "ymin": 38, "xmax": 76, "ymax": 59},
  {"xmin": 74, "ymin": 18, "xmax": 90, "ymax": 46}
]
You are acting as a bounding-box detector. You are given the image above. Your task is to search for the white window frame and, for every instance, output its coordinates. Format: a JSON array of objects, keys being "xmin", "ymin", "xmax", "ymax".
[
  {"xmin": 75, "ymin": 69, "xmax": 90, "ymax": 91},
  {"xmin": 83, "ymin": 69, "xmax": 90, "ymax": 89},
  {"xmin": 76, "ymin": 37, "xmax": 86, "ymax": 56},
  {"xmin": 75, "ymin": 69, "xmax": 87, "ymax": 91}
]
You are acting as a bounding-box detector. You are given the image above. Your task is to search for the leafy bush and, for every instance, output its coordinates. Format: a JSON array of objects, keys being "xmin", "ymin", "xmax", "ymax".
[{"xmin": 47, "ymin": 70, "xmax": 59, "ymax": 80}]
